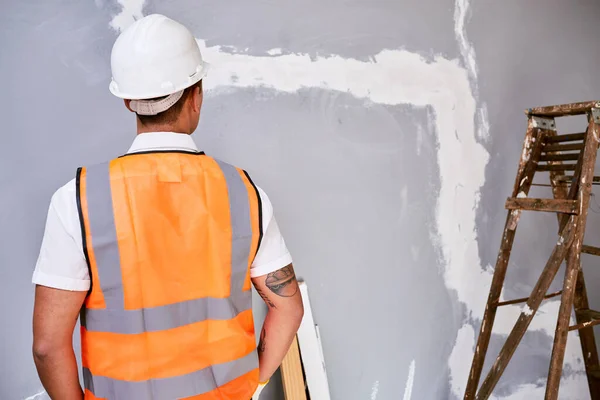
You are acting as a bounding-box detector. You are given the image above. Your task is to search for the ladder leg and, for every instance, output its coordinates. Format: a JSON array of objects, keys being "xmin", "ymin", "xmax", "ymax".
[
  {"xmin": 574, "ymin": 269, "xmax": 600, "ymax": 398},
  {"xmin": 464, "ymin": 214, "xmax": 517, "ymax": 399},
  {"xmin": 475, "ymin": 217, "xmax": 577, "ymax": 400},
  {"xmin": 464, "ymin": 122, "xmax": 544, "ymax": 399},
  {"xmin": 547, "ymin": 121, "xmax": 600, "ymax": 397},
  {"xmin": 545, "ymin": 242, "xmax": 583, "ymax": 400},
  {"xmin": 547, "ymin": 116, "xmax": 600, "ymax": 399}
]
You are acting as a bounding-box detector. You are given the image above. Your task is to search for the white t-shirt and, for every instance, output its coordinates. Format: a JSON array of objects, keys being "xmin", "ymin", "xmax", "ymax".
[{"xmin": 32, "ymin": 132, "xmax": 292, "ymax": 291}]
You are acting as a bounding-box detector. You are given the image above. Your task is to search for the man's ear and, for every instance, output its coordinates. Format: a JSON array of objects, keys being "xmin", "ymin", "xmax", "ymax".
[
  {"xmin": 192, "ymin": 85, "xmax": 203, "ymax": 113},
  {"xmin": 124, "ymin": 99, "xmax": 135, "ymax": 113}
]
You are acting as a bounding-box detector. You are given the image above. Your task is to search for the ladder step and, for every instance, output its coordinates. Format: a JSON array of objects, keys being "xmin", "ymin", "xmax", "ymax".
[
  {"xmin": 505, "ymin": 198, "xmax": 579, "ymax": 214},
  {"xmin": 554, "ymin": 175, "xmax": 600, "ymax": 184},
  {"xmin": 495, "ymin": 290, "xmax": 563, "ymax": 307},
  {"xmin": 582, "ymin": 245, "xmax": 600, "ymax": 256},
  {"xmin": 544, "ymin": 142, "xmax": 584, "ymax": 152},
  {"xmin": 553, "ymin": 175, "xmax": 574, "ymax": 183},
  {"xmin": 527, "ymin": 101, "xmax": 597, "ymax": 117},
  {"xmin": 537, "ymin": 163, "xmax": 577, "ymax": 171},
  {"xmin": 570, "ymin": 309, "xmax": 600, "ymax": 331},
  {"xmin": 545, "ymin": 132, "xmax": 586, "ymax": 143},
  {"xmin": 539, "ymin": 153, "xmax": 580, "ymax": 161}
]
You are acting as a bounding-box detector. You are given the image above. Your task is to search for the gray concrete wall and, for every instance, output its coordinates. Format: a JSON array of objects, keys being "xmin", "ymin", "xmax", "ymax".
[{"xmin": 2, "ymin": 1, "xmax": 600, "ymax": 399}]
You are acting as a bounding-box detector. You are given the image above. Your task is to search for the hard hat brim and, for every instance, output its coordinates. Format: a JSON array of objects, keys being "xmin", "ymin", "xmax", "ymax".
[{"xmin": 109, "ymin": 62, "xmax": 210, "ymax": 100}]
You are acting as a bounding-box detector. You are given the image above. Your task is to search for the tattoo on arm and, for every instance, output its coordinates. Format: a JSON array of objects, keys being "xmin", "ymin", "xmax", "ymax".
[
  {"xmin": 265, "ymin": 265, "xmax": 298, "ymax": 297},
  {"xmin": 258, "ymin": 328, "xmax": 266, "ymax": 353},
  {"xmin": 256, "ymin": 286, "xmax": 277, "ymax": 308}
]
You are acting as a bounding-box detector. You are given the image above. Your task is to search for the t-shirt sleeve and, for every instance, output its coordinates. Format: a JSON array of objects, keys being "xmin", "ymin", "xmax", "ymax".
[
  {"xmin": 250, "ymin": 187, "xmax": 293, "ymax": 278},
  {"xmin": 32, "ymin": 183, "xmax": 91, "ymax": 291}
]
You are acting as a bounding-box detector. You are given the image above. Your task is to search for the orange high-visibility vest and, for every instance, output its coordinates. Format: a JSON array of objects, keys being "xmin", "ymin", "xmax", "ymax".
[{"xmin": 76, "ymin": 151, "xmax": 263, "ymax": 400}]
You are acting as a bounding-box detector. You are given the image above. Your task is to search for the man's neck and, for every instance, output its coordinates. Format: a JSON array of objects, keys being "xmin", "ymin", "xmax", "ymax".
[
  {"xmin": 136, "ymin": 121, "xmax": 191, "ymax": 135},
  {"xmin": 136, "ymin": 130, "xmax": 190, "ymax": 135}
]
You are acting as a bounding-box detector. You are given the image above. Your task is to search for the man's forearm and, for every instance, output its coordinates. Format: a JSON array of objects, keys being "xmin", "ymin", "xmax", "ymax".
[
  {"xmin": 34, "ymin": 345, "xmax": 83, "ymax": 400},
  {"xmin": 257, "ymin": 308, "xmax": 303, "ymax": 382}
]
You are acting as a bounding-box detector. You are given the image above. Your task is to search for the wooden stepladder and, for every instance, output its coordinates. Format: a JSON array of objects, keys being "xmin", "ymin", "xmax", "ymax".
[{"xmin": 464, "ymin": 101, "xmax": 600, "ymax": 400}]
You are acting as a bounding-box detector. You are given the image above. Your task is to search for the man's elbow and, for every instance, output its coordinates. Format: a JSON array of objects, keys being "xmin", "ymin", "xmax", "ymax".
[
  {"xmin": 33, "ymin": 339, "xmax": 53, "ymax": 362},
  {"xmin": 269, "ymin": 298, "xmax": 304, "ymax": 328},
  {"xmin": 290, "ymin": 300, "xmax": 304, "ymax": 329},
  {"xmin": 32, "ymin": 339, "xmax": 64, "ymax": 363}
]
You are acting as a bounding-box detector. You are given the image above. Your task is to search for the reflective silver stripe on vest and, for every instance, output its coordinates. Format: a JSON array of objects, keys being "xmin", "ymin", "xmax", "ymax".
[
  {"xmin": 83, "ymin": 350, "xmax": 258, "ymax": 399},
  {"xmin": 81, "ymin": 159, "xmax": 253, "ymax": 335},
  {"xmin": 215, "ymin": 160, "xmax": 253, "ymax": 294},
  {"xmin": 83, "ymin": 293, "xmax": 250, "ymax": 334},
  {"xmin": 85, "ymin": 162, "xmax": 124, "ymax": 309}
]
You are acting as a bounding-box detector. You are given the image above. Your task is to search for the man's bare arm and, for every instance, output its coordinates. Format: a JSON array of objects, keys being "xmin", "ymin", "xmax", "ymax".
[
  {"xmin": 252, "ymin": 263, "xmax": 304, "ymax": 382},
  {"xmin": 33, "ymin": 285, "xmax": 87, "ymax": 400}
]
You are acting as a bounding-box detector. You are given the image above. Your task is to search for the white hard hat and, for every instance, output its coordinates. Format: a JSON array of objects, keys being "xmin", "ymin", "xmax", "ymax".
[{"xmin": 109, "ymin": 14, "xmax": 209, "ymax": 115}]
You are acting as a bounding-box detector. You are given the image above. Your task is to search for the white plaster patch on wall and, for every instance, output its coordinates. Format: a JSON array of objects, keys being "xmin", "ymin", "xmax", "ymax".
[
  {"xmin": 448, "ymin": 324, "xmax": 475, "ymax": 397},
  {"xmin": 267, "ymin": 48, "xmax": 283, "ymax": 56},
  {"xmin": 454, "ymin": 0, "xmax": 490, "ymax": 141},
  {"xmin": 110, "ymin": 0, "xmax": 145, "ymax": 32},
  {"xmin": 454, "ymin": 0, "xmax": 478, "ymax": 81},
  {"xmin": 197, "ymin": 39, "xmax": 472, "ymax": 106},
  {"xmin": 477, "ymin": 106, "xmax": 491, "ymax": 142},
  {"xmin": 23, "ymin": 390, "xmax": 49, "ymax": 400},
  {"xmin": 403, "ymin": 360, "xmax": 416, "ymax": 400},
  {"xmin": 370, "ymin": 380, "xmax": 380, "ymax": 400}
]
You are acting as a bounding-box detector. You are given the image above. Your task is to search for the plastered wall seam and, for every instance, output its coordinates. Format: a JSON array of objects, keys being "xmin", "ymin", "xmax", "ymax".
[
  {"xmin": 454, "ymin": 0, "xmax": 490, "ymax": 141},
  {"xmin": 370, "ymin": 380, "xmax": 380, "ymax": 400},
  {"xmin": 403, "ymin": 359, "xmax": 416, "ymax": 400}
]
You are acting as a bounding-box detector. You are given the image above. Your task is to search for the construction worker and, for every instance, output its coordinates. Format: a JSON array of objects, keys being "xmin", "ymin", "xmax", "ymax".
[{"xmin": 31, "ymin": 14, "xmax": 304, "ymax": 400}]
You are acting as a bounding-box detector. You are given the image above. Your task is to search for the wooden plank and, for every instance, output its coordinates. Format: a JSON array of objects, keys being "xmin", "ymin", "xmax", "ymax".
[
  {"xmin": 540, "ymin": 153, "xmax": 580, "ymax": 161},
  {"xmin": 297, "ymin": 282, "xmax": 331, "ymax": 400},
  {"xmin": 505, "ymin": 198, "xmax": 578, "ymax": 214},
  {"xmin": 569, "ymin": 319, "xmax": 600, "ymax": 332},
  {"xmin": 555, "ymin": 175, "xmax": 600, "ymax": 183},
  {"xmin": 546, "ymin": 117, "xmax": 600, "ymax": 400},
  {"xmin": 280, "ymin": 336, "xmax": 307, "ymax": 400},
  {"xmin": 544, "ymin": 142, "xmax": 585, "ymax": 152},
  {"xmin": 569, "ymin": 317, "xmax": 600, "ymax": 332},
  {"xmin": 495, "ymin": 290, "xmax": 562, "ymax": 307},
  {"xmin": 545, "ymin": 133, "xmax": 586, "ymax": 143},
  {"xmin": 475, "ymin": 218, "xmax": 577, "ymax": 399},
  {"xmin": 582, "ymin": 245, "xmax": 600, "ymax": 256},
  {"xmin": 570, "ymin": 309, "xmax": 600, "ymax": 331},
  {"xmin": 537, "ymin": 163, "xmax": 578, "ymax": 171},
  {"xmin": 465, "ymin": 123, "xmax": 544, "ymax": 399},
  {"xmin": 526, "ymin": 101, "xmax": 597, "ymax": 117}
]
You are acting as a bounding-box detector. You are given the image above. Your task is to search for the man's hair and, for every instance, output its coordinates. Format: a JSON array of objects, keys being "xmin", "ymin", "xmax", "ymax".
[{"xmin": 136, "ymin": 80, "xmax": 202, "ymax": 126}]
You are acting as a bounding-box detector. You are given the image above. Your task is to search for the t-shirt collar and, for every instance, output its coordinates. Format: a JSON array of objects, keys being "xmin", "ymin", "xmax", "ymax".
[{"xmin": 127, "ymin": 132, "xmax": 200, "ymax": 154}]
